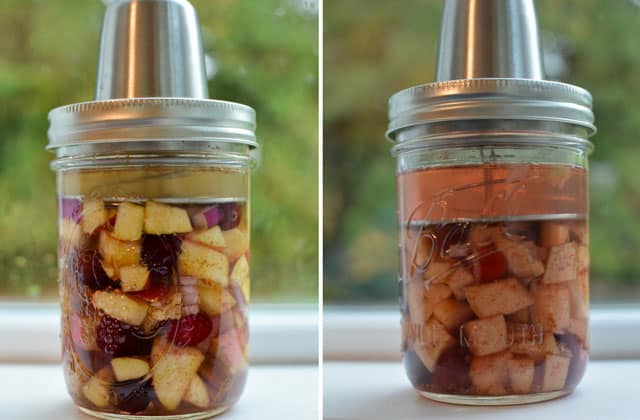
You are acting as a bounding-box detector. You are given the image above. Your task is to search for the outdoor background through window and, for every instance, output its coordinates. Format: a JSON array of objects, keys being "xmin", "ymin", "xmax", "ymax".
[
  {"xmin": 324, "ymin": 0, "xmax": 640, "ymax": 303},
  {"xmin": 0, "ymin": 0, "xmax": 318, "ymax": 302}
]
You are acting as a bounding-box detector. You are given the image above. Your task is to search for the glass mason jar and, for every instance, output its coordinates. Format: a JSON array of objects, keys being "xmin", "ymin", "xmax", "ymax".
[
  {"xmin": 387, "ymin": 79, "xmax": 596, "ymax": 405},
  {"xmin": 48, "ymin": 99, "xmax": 257, "ymax": 419}
]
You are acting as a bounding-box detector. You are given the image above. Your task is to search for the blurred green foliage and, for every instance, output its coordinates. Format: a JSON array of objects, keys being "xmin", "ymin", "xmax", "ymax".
[
  {"xmin": 0, "ymin": 0, "xmax": 318, "ymax": 301},
  {"xmin": 324, "ymin": 0, "xmax": 640, "ymax": 302}
]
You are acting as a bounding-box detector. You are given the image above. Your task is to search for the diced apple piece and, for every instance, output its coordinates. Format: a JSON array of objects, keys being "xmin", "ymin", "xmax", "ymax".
[
  {"xmin": 82, "ymin": 198, "xmax": 107, "ymax": 234},
  {"xmin": 507, "ymin": 308, "xmax": 530, "ymax": 324},
  {"xmin": 198, "ymin": 282, "xmax": 236, "ymax": 316},
  {"xmin": 60, "ymin": 218, "xmax": 83, "ymax": 247},
  {"xmin": 187, "ymin": 225, "xmax": 226, "ymax": 249},
  {"xmin": 119, "ymin": 265, "xmax": 150, "ymax": 292},
  {"xmin": 113, "ymin": 202, "xmax": 145, "ymax": 241},
  {"xmin": 531, "ymin": 282, "xmax": 571, "ymax": 333},
  {"xmin": 447, "ymin": 267, "xmax": 475, "ymax": 300},
  {"xmin": 144, "ymin": 201, "xmax": 192, "ymax": 234},
  {"xmin": 405, "ymin": 228, "xmax": 431, "ymax": 278},
  {"xmin": 568, "ymin": 317, "xmax": 589, "ymax": 344},
  {"xmin": 569, "ymin": 221, "xmax": 588, "ymax": 244},
  {"xmin": 508, "ymin": 358, "xmax": 534, "ymax": 394},
  {"xmin": 540, "ymin": 222, "xmax": 570, "ymax": 248},
  {"xmin": 406, "ymin": 280, "xmax": 426, "ymax": 325},
  {"xmin": 423, "ymin": 283, "xmax": 452, "ymax": 320},
  {"xmin": 494, "ymin": 237, "xmax": 545, "ymax": 279},
  {"xmin": 230, "ymin": 255, "xmax": 250, "ymax": 303},
  {"xmin": 82, "ymin": 367, "xmax": 113, "ymax": 408},
  {"xmin": 576, "ymin": 245, "xmax": 589, "ymax": 273},
  {"xmin": 179, "ymin": 240, "xmax": 229, "ymax": 287},
  {"xmin": 147, "ymin": 290, "xmax": 182, "ymax": 321},
  {"xmin": 189, "ymin": 206, "xmax": 223, "ymax": 230},
  {"xmin": 464, "ymin": 278, "xmax": 533, "ymax": 318},
  {"xmin": 70, "ymin": 313, "xmax": 98, "ymax": 351},
  {"xmin": 433, "ymin": 298, "xmax": 475, "ymax": 333},
  {"xmin": 153, "ymin": 346, "xmax": 205, "ymax": 410},
  {"xmin": 98, "ymin": 230, "xmax": 141, "ymax": 269},
  {"xmin": 222, "ymin": 228, "xmax": 249, "ymax": 262},
  {"xmin": 542, "ymin": 242, "xmax": 578, "ymax": 284},
  {"xmin": 463, "ymin": 315, "xmax": 508, "ymax": 356},
  {"xmin": 217, "ymin": 330, "xmax": 249, "ymax": 373},
  {"xmin": 510, "ymin": 325, "xmax": 558, "ymax": 362},
  {"xmin": 423, "ymin": 261, "xmax": 454, "ymax": 285},
  {"xmin": 184, "ymin": 375, "xmax": 211, "ymax": 408},
  {"xmin": 414, "ymin": 318, "xmax": 455, "ymax": 371},
  {"xmin": 469, "ymin": 351, "xmax": 511, "ymax": 395},
  {"xmin": 569, "ymin": 273, "xmax": 589, "ymax": 320},
  {"xmin": 111, "ymin": 357, "xmax": 150, "ymax": 381},
  {"xmin": 151, "ymin": 334, "xmax": 171, "ymax": 365},
  {"xmin": 468, "ymin": 224, "xmax": 496, "ymax": 247},
  {"xmin": 101, "ymin": 262, "xmax": 118, "ymax": 280},
  {"xmin": 92, "ymin": 290, "xmax": 149, "ymax": 326},
  {"xmin": 542, "ymin": 354, "xmax": 570, "ymax": 392}
]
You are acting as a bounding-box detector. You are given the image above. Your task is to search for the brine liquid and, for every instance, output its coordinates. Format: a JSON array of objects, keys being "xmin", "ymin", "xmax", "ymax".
[{"xmin": 397, "ymin": 164, "xmax": 589, "ymax": 398}]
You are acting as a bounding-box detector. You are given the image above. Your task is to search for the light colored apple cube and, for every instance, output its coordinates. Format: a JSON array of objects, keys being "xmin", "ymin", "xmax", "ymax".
[
  {"xmin": 60, "ymin": 218, "xmax": 83, "ymax": 247},
  {"xmin": 447, "ymin": 267, "xmax": 475, "ymax": 300},
  {"xmin": 198, "ymin": 282, "xmax": 236, "ymax": 316},
  {"xmin": 111, "ymin": 357, "xmax": 150, "ymax": 381},
  {"xmin": 569, "ymin": 221, "xmax": 588, "ymax": 244},
  {"xmin": 469, "ymin": 351, "xmax": 512, "ymax": 395},
  {"xmin": 576, "ymin": 245, "xmax": 589, "ymax": 273},
  {"xmin": 151, "ymin": 334, "xmax": 171, "ymax": 365},
  {"xmin": 464, "ymin": 278, "xmax": 533, "ymax": 318},
  {"xmin": 462, "ymin": 315, "xmax": 508, "ymax": 356},
  {"xmin": 144, "ymin": 201, "xmax": 192, "ymax": 234},
  {"xmin": 542, "ymin": 354, "xmax": 570, "ymax": 392},
  {"xmin": 423, "ymin": 283, "xmax": 452, "ymax": 320},
  {"xmin": 179, "ymin": 240, "xmax": 229, "ymax": 287},
  {"xmin": 230, "ymin": 255, "xmax": 250, "ymax": 302},
  {"xmin": 569, "ymin": 272, "xmax": 589, "ymax": 320},
  {"xmin": 508, "ymin": 358, "xmax": 535, "ymax": 394},
  {"xmin": 92, "ymin": 290, "xmax": 149, "ymax": 326},
  {"xmin": 423, "ymin": 261, "xmax": 454, "ymax": 285},
  {"xmin": 82, "ymin": 367, "xmax": 113, "ymax": 408},
  {"xmin": 147, "ymin": 290, "xmax": 182, "ymax": 321},
  {"xmin": 222, "ymin": 228, "xmax": 249, "ymax": 262},
  {"xmin": 406, "ymin": 279, "xmax": 426, "ymax": 325},
  {"xmin": 540, "ymin": 222, "xmax": 570, "ymax": 248},
  {"xmin": 531, "ymin": 282, "xmax": 571, "ymax": 333},
  {"xmin": 98, "ymin": 230, "xmax": 141, "ymax": 269},
  {"xmin": 507, "ymin": 308, "xmax": 530, "ymax": 324},
  {"xmin": 184, "ymin": 375, "xmax": 211, "ymax": 408},
  {"xmin": 414, "ymin": 318, "xmax": 455, "ymax": 371},
  {"xmin": 113, "ymin": 202, "xmax": 145, "ymax": 241},
  {"xmin": 187, "ymin": 225, "xmax": 226, "ymax": 249},
  {"xmin": 82, "ymin": 198, "xmax": 107, "ymax": 234},
  {"xmin": 406, "ymin": 229, "xmax": 431, "ymax": 278},
  {"xmin": 568, "ymin": 317, "xmax": 589, "ymax": 344},
  {"xmin": 101, "ymin": 262, "xmax": 118, "ymax": 280},
  {"xmin": 217, "ymin": 330, "xmax": 249, "ymax": 373},
  {"xmin": 433, "ymin": 298, "xmax": 475, "ymax": 333},
  {"xmin": 542, "ymin": 242, "xmax": 578, "ymax": 284},
  {"xmin": 510, "ymin": 325, "xmax": 558, "ymax": 362},
  {"xmin": 152, "ymin": 346, "xmax": 205, "ymax": 410},
  {"xmin": 119, "ymin": 265, "xmax": 150, "ymax": 292},
  {"xmin": 468, "ymin": 224, "xmax": 497, "ymax": 247},
  {"xmin": 494, "ymin": 237, "xmax": 545, "ymax": 279}
]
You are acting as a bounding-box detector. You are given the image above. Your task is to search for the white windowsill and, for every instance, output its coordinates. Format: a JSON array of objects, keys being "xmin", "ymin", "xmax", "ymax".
[
  {"xmin": 324, "ymin": 305, "xmax": 640, "ymax": 360},
  {"xmin": 324, "ymin": 360, "xmax": 640, "ymax": 420},
  {"xmin": 0, "ymin": 303, "xmax": 318, "ymax": 364},
  {"xmin": 0, "ymin": 363, "xmax": 318, "ymax": 420}
]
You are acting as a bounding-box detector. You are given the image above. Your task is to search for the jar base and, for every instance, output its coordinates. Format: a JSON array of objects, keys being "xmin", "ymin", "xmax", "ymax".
[
  {"xmin": 78, "ymin": 406, "xmax": 230, "ymax": 420},
  {"xmin": 417, "ymin": 389, "xmax": 572, "ymax": 406}
]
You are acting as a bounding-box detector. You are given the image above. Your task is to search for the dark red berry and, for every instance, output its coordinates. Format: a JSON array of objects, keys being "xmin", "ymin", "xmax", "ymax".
[
  {"xmin": 111, "ymin": 379, "xmax": 153, "ymax": 413},
  {"xmin": 96, "ymin": 316, "xmax": 152, "ymax": 357},
  {"xmin": 141, "ymin": 234, "xmax": 182, "ymax": 276},
  {"xmin": 168, "ymin": 313, "xmax": 215, "ymax": 346},
  {"xmin": 474, "ymin": 246, "xmax": 507, "ymax": 282},
  {"xmin": 220, "ymin": 203, "xmax": 241, "ymax": 230},
  {"xmin": 432, "ymin": 346, "xmax": 472, "ymax": 392},
  {"xmin": 74, "ymin": 250, "xmax": 116, "ymax": 291},
  {"xmin": 60, "ymin": 197, "xmax": 82, "ymax": 223}
]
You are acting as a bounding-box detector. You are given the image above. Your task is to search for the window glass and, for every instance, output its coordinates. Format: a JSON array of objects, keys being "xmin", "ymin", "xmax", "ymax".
[
  {"xmin": 324, "ymin": 0, "xmax": 640, "ymax": 303},
  {"xmin": 0, "ymin": 0, "xmax": 318, "ymax": 302}
]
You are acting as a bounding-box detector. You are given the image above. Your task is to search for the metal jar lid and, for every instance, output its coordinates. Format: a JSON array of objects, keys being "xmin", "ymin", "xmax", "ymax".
[
  {"xmin": 386, "ymin": 78, "xmax": 595, "ymax": 141},
  {"xmin": 47, "ymin": 98, "xmax": 257, "ymax": 151}
]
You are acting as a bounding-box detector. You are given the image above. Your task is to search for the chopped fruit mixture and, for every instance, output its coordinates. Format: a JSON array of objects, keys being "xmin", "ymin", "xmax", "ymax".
[
  {"xmin": 400, "ymin": 219, "xmax": 589, "ymax": 396},
  {"xmin": 59, "ymin": 198, "xmax": 249, "ymax": 416}
]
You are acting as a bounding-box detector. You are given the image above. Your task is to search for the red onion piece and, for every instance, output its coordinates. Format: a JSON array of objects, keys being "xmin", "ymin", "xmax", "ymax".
[
  {"xmin": 60, "ymin": 198, "xmax": 82, "ymax": 223},
  {"xmin": 189, "ymin": 206, "xmax": 223, "ymax": 229}
]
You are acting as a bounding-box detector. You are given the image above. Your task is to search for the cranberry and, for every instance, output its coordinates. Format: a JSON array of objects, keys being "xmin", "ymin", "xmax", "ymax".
[
  {"xmin": 168, "ymin": 313, "xmax": 215, "ymax": 346},
  {"xmin": 96, "ymin": 316, "xmax": 152, "ymax": 357},
  {"xmin": 474, "ymin": 246, "xmax": 507, "ymax": 282},
  {"xmin": 141, "ymin": 234, "xmax": 182, "ymax": 276},
  {"xmin": 74, "ymin": 250, "xmax": 116, "ymax": 291},
  {"xmin": 111, "ymin": 379, "xmax": 153, "ymax": 413},
  {"xmin": 220, "ymin": 203, "xmax": 241, "ymax": 230},
  {"xmin": 404, "ymin": 348, "xmax": 433, "ymax": 387},
  {"xmin": 432, "ymin": 346, "xmax": 472, "ymax": 392},
  {"xmin": 60, "ymin": 197, "xmax": 82, "ymax": 223}
]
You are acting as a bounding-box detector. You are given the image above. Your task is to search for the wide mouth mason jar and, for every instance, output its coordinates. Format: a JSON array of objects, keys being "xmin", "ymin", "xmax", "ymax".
[
  {"xmin": 387, "ymin": 79, "xmax": 595, "ymax": 405},
  {"xmin": 49, "ymin": 98, "xmax": 256, "ymax": 419}
]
